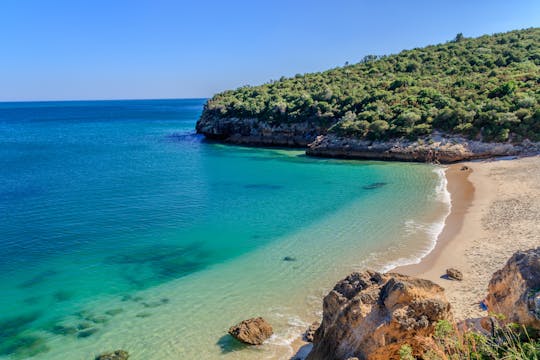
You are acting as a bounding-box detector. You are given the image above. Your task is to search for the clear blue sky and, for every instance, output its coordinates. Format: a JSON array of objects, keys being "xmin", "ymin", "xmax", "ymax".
[{"xmin": 1, "ymin": 0, "xmax": 538, "ymax": 101}]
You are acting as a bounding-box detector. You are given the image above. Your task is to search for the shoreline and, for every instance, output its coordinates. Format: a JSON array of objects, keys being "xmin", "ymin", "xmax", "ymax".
[
  {"xmin": 395, "ymin": 155, "xmax": 540, "ymax": 320},
  {"xmin": 293, "ymin": 155, "xmax": 539, "ymax": 359},
  {"xmin": 394, "ymin": 163, "xmax": 474, "ymax": 280}
]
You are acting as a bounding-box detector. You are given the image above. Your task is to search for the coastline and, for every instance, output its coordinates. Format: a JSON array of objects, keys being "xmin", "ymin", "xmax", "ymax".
[{"xmin": 395, "ymin": 155, "xmax": 540, "ymax": 320}]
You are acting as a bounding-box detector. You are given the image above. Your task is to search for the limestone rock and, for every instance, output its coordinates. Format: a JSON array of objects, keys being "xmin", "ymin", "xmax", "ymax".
[
  {"xmin": 228, "ymin": 317, "xmax": 273, "ymax": 345},
  {"xmin": 95, "ymin": 350, "xmax": 129, "ymax": 360},
  {"xmin": 306, "ymin": 270, "xmax": 452, "ymax": 360},
  {"xmin": 303, "ymin": 322, "xmax": 319, "ymax": 342},
  {"xmin": 446, "ymin": 268, "xmax": 463, "ymax": 281},
  {"xmin": 485, "ymin": 247, "xmax": 540, "ymax": 329}
]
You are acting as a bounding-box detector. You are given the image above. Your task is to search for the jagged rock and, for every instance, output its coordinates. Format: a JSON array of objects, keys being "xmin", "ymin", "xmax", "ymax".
[
  {"xmin": 95, "ymin": 350, "xmax": 129, "ymax": 360},
  {"xmin": 306, "ymin": 134, "xmax": 539, "ymax": 163},
  {"xmin": 303, "ymin": 322, "xmax": 319, "ymax": 342},
  {"xmin": 196, "ymin": 114, "xmax": 328, "ymax": 147},
  {"xmin": 485, "ymin": 247, "xmax": 540, "ymax": 329},
  {"xmin": 460, "ymin": 165, "xmax": 470, "ymax": 171},
  {"xmin": 228, "ymin": 317, "xmax": 273, "ymax": 345},
  {"xmin": 446, "ymin": 268, "xmax": 463, "ymax": 281},
  {"xmin": 306, "ymin": 270, "xmax": 452, "ymax": 360}
]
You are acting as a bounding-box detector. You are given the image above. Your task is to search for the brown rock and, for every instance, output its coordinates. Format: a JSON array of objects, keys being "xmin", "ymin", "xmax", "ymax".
[
  {"xmin": 446, "ymin": 268, "xmax": 463, "ymax": 281},
  {"xmin": 485, "ymin": 247, "xmax": 540, "ymax": 329},
  {"xmin": 306, "ymin": 271, "xmax": 452, "ymax": 360},
  {"xmin": 228, "ymin": 317, "xmax": 273, "ymax": 345},
  {"xmin": 303, "ymin": 322, "xmax": 319, "ymax": 342},
  {"xmin": 95, "ymin": 350, "xmax": 129, "ymax": 360}
]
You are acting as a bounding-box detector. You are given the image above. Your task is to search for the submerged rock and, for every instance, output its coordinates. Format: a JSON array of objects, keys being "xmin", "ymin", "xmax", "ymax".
[
  {"xmin": 105, "ymin": 308, "xmax": 124, "ymax": 316},
  {"xmin": 283, "ymin": 256, "xmax": 297, "ymax": 262},
  {"xmin": 362, "ymin": 182, "xmax": 387, "ymax": 190},
  {"xmin": 95, "ymin": 350, "xmax": 129, "ymax": 360},
  {"xmin": 77, "ymin": 327, "xmax": 98, "ymax": 338},
  {"xmin": 228, "ymin": 317, "xmax": 273, "ymax": 345},
  {"xmin": 446, "ymin": 268, "xmax": 463, "ymax": 281},
  {"xmin": 307, "ymin": 270, "xmax": 452, "ymax": 360},
  {"xmin": 486, "ymin": 247, "xmax": 540, "ymax": 329}
]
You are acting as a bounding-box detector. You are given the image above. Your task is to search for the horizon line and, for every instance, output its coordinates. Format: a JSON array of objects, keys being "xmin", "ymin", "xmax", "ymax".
[{"xmin": 0, "ymin": 97, "xmax": 209, "ymax": 104}]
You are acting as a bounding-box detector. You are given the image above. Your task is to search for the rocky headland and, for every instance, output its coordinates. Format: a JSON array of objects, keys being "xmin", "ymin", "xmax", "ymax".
[{"xmin": 196, "ymin": 114, "xmax": 540, "ymax": 163}]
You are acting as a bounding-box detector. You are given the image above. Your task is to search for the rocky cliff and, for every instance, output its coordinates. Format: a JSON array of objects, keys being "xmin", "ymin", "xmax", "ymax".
[
  {"xmin": 306, "ymin": 271, "xmax": 452, "ymax": 360},
  {"xmin": 195, "ymin": 115, "xmax": 539, "ymax": 162},
  {"xmin": 195, "ymin": 113, "xmax": 328, "ymax": 147}
]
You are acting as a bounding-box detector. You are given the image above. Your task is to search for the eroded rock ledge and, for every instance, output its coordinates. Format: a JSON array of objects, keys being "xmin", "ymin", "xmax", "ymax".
[
  {"xmin": 195, "ymin": 114, "xmax": 328, "ymax": 147},
  {"xmin": 195, "ymin": 115, "xmax": 539, "ymax": 163}
]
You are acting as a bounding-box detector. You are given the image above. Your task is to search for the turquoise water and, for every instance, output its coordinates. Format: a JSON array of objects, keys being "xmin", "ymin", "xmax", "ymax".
[{"xmin": 0, "ymin": 99, "xmax": 449, "ymax": 359}]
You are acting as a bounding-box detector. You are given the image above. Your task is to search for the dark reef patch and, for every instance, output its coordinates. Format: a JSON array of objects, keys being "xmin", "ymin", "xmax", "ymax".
[
  {"xmin": 18, "ymin": 270, "xmax": 57, "ymax": 288},
  {"xmin": 105, "ymin": 243, "xmax": 210, "ymax": 288},
  {"xmin": 0, "ymin": 334, "xmax": 49, "ymax": 358},
  {"xmin": 105, "ymin": 308, "xmax": 124, "ymax": 316},
  {"xmin": 362, "ymin": 182, "xmax": 387, "ymax": 190},
  {"xmin": 53, "ymin": 290, "xmax": 74, "ymax": 302},
  {"xmin": 77, "ymin": 328, "xmax": 98, "ymax": 338}
]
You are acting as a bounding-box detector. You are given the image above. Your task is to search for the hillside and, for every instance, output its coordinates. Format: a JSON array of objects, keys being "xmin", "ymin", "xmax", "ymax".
[{"xmin": 196, "ymin": 28, "xmax": 540, "ymax": 162}]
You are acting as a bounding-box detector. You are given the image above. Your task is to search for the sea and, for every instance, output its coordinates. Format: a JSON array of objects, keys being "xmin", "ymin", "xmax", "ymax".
[{"xmin": 0, "ymin": 99, "xmax": 450, "ymax": 359}]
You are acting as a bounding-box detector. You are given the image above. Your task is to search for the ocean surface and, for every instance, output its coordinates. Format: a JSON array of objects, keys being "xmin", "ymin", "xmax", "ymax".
[{"xmin": 0, "ymin": 99, "xmax": 450, "ymax": 359}]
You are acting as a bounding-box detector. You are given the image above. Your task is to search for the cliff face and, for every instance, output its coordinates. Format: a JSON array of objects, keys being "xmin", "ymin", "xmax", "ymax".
[
  {"xmin": 195, "ymin": 113, "xmax": 540, "ymax": 162},
  {"xmin": 195, "ymin": 113, "xmax": 330, "ymax": 147},
  {"xmin": 306, "ymin": 271, "xmax": 452, "ymax": 360}
]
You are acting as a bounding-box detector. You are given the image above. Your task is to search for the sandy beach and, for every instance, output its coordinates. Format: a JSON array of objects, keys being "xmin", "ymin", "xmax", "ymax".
[{"xmin": 397, "ymin": 155, "xmax": 540, "ymax": 320}]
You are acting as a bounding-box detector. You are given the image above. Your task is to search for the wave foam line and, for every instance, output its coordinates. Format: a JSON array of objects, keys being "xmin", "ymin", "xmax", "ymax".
[{"xmin": 382, "ymin": 166, "xmax": 452, "ymax": 273}]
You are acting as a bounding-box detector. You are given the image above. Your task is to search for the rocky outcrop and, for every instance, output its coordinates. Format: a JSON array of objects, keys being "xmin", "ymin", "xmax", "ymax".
[
  {"xmin": 446, "ymin": 268, "xmax": 463, "ymax": 281},
  {"xmin": 95, "ymin": 350, "xmax": 129, "ymax": 360},
  {"xmin": 195, "ymin": 112, "xmax": 540, "ymax": 163},
  {"xmin": 307, "ymin": 134, "xmax": 540, "ymax": 163},
  {"xmin": 307, "ymin": 271, "xmax": 452, "ymax": 360},
  {"xmin": 485, "ymin": 247, "xmax": 540, "ymax": 329},
  {"xmin": 196, "ymin": 113, "xmax": 329, "ymax": 147},
  {"xmin": 228, "ymin": 317, "xmax": 273, "ymax": 345}
]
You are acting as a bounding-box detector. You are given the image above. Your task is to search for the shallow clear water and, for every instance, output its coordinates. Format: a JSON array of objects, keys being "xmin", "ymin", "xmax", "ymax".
[{"xmin": 0, "ymin": 99, "xmax": 449, "ymax": 359}]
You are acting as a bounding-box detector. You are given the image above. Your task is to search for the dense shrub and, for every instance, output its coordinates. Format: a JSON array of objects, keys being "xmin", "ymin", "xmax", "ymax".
[{"xmin": 203, "ymin": 28, "xmax": 540, "ymax": 142}]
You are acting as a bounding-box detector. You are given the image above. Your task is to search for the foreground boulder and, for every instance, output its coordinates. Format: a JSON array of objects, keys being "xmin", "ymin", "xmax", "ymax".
[
  {"xmin": 485, "ymin": 247, "xmax": 540, "ymax": 329},
  {"xmin": 307, "ymin": 271, "xmax": 452, "ymax": 360},
  {"xmin": 228, "ymin": 317, "xmax": 273, "ymax": 345},
  {"xmin": 95, "ymin": 350, "xmax": 129, "ymax": 360}
]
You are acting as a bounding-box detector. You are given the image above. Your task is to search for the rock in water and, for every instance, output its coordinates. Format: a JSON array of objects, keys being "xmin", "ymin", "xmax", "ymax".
[
  {"xmin": 306, "ymin": 270, "xmax": 452, "ymax": 360},
  {"xmin": 228, "ymin": 317, "xmax": 273, "ymax": 345},
  {"xmin": 486, "ymin": 247, "xmax": 540, "ymax": 329},
  {"xmin": 446, "ymin": 268, "xmax": 463, "ymax": 281},
  {"xmin": 95, "ymin": 350, "xmax": 129, "ymax": 360}
]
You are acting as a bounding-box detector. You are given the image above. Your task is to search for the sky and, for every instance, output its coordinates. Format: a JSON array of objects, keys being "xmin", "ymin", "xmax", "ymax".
[{"xmin": 0, "ymin": 0, "xmax": 539, "ymax": 101}]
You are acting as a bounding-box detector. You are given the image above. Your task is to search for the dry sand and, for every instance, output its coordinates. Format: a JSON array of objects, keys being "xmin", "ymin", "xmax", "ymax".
[{"xmin": 397, "ymin": 155, "xmax": 540, "ymax": 320}]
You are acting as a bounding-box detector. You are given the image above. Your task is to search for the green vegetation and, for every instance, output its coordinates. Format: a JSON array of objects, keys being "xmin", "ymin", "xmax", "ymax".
[
  {"xmin": 399, "ymin": 319, "xmax": 540, "ymax": 360},
  {"xmin": 204, "ymin": 28, "xmax": 540, "ymax": 142}
]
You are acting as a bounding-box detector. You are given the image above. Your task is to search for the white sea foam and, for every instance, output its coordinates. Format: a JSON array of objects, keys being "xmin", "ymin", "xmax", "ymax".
[{"xmin": 380, "ymin": 166, "xmax": 452, "ymax": 272}]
